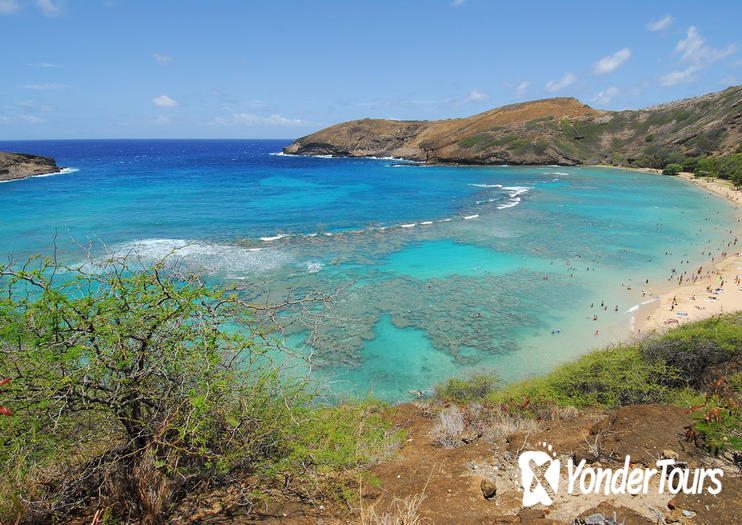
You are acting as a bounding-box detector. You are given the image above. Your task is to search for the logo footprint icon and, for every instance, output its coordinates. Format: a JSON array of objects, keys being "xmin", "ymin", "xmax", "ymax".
[{"xmin": 519, "ymin": 443, "xmax": 560, "ymax": 507}]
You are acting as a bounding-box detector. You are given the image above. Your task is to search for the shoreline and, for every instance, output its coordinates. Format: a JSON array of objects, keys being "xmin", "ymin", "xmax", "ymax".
[
  {"xmin": 0, "ymin": 166, "xmax": 74, "ymax": 184},
  {"xmin": 0, "ymin": 151, "xmax": 63, "ymax": 183},
  {"xmin": 631, "ymin": 171, "xmax": 742, "ymax": 336}
]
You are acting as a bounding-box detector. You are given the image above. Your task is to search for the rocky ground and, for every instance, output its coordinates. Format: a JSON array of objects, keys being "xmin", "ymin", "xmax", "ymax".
[
  {"xmin": 0, "ymin": 151, "xmax": 61, "ymax": 182},
  {"xmin": 198, "ymin": 402, "xmax": 741, "ymax": 525}
]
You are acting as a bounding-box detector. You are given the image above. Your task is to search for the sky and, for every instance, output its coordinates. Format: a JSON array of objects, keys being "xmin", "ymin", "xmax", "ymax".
[{"xmin": 1, "ymin": 0, "xmax": 741, "ymax": 140}]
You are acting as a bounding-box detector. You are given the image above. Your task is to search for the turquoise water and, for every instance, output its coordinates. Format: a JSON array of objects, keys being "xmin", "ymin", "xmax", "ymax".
[{"xmin": 0, "ymin": 140, "xmax": 738, "ymax": 400}]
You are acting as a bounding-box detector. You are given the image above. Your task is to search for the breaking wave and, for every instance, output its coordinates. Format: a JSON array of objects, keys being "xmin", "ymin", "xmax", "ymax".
[
  {"xmin": 82, "ymin": 238, "xmax": 291, "ymax": 277},
  {"xmin": 0, "ymin": 167, "xmax": 80, "ymax": 184}
]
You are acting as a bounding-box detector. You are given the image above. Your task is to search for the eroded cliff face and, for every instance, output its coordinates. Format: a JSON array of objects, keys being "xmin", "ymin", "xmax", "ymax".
[
  {"xmin": 283, "ymin": 119, "xmax": 430, "ymax": 160},
  {"xmin": 0, "ymin": 151, "xmax": 61, "ymax": 182},
  {"xmin": 284, "ymin": 86, "xmax": 742, "ymax": 166}
]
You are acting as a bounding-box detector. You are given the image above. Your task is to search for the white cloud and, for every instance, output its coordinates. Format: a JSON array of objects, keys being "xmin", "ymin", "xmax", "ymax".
[
  {"xmin": 18, "ymin": 100, "xmax": 57, "ymax": 114},
  {"xmin": 154, "ymin": 115, "xmax": 171, "ymax": 125},
  {"xmin": 0, "ymin": 114, "xmax": 46, "ymax": 124},
  {"xmin": 647, "ymin": 15, "xmax": 672, "ymax": 32},
  {"xmin": 36, "ymin": 0, "xmax": 60, "ymax": 16},
  {"xmin": 20, "ymin": 100, "xmax": 56, "ymax": 113},
  {"xmin": 465, "ymin": 89, "xmax": 490, "ymax": 103},
  {"xmin": 21, "ymin": 115, "xmax": 45, "ymax": 123},
  {"xmin": 28, "ymin": 62, "xmax": 61, "ymax": 68},
  {"xmin": 593, "ymin": 48, "xmax": 631, "ymax": 75},
  {"xmin": 213, "ymin": 112, "xmax": 306, "ymax": 127},
  {"xmin": 0, "ymin": 0, "xmax": 19, "ymax": 14},
  {"xmin": 234, "ymin": 113, "xmax": 304, "ymax": 126},
  {"xmin": 152, "ymin": 95, "xmax": 179, "ymax": 108},
  {"xmin": 153, "ymin": 53, "xmax": 173, "ymax": 64},
  {"xmin": 674, "ymin": 26, "xmax": 736, "ymax": 65},
  {"xmin": 660, "ymin": 66, "xmax": 698, "ymax": 86},
  {"xmin": 515, "ymin": 81, "xmax": 530, "ymax": 98},
  {"xmin": 21, "ymin": 83, "xmax": 73, "ymax": 90},
  {"xmin": 661, "ymin": 27, "xmax": 737, "ymax": 86},
  {"xmin": 675, "ymin": 26, "xmax": 704, "ymax": 62},
  {"xmin": 452, "ymin": 0, "xmax": 465, "ymax": 5},
  {"xmin": 545, "ymin": 72, "xmax": 576, "ymax": 92},
  {"xmin": 592, "ymin": 86, "xmax": 619, "ymax": 106}
]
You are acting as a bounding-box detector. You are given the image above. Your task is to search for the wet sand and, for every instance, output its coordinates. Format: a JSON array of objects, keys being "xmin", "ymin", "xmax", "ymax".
[{"xmin": 633, "ymin": 172, "xmax": 742, "ymax": 335}]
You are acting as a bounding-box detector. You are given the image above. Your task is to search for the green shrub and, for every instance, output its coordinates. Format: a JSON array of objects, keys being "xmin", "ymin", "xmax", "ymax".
[
  {"xmin": 688, "ymin": 392, "xmax": 742, "ymax": 455},
  {"xmin": 662, "ymin": 163, "xmax": 683, "ymax": 175},
  {"xmin": 0, "ymin": 257, "xmax": 315, "ymax": 521},
  {"xmin": 280, "ymin": 400, "xmax": 403, "ymax": 474},
  {"xmin": 458, "ymin": 135, "xmax": 480, "ymax": 148},
  {"xmin": 718, "ymin": 154, "xmax": 742, "ymax": 187},
  {"xmin": 682, "ymin": 156, "xmax": 703, "ymax": 173},
  {"xmin": 435, "ymin": 371, "xmax": 501, "ymax": 402},
  {"xmin": 639, "ymin": 314, "xmax": 742, "ymax": 388},
  {"xmin": 514, "ymin": 346, "xmax": 675, "ymax": 408},
  {"xmin": 0, "ymin": 255, "xmax": 402, "ymax": 522}
]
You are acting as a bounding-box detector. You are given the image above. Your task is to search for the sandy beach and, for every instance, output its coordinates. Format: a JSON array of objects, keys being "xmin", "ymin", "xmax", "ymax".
[{"xmin": 633, "ymin": 172, "xmax": 742, "ymax": 335}]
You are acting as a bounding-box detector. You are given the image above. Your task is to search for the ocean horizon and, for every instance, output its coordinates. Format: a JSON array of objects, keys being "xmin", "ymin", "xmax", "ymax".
[{"xmin": 0, "ymin": 139, "xmax": 737, "ymax": 400}]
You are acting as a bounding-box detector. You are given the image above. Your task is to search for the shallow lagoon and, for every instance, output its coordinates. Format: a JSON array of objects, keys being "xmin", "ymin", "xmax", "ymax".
[{"xmin": 0, "ymin": 139, "xmax": 737, "ymax": 400}]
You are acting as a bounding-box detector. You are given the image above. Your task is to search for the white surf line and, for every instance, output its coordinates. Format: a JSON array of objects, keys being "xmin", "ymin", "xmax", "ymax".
[
  {"xmin": 0, "ymin": 167, "xmax": 79, "ymax": 183},
  {"xmin": 255, "ymin": 194, "xmax": 526, "ymax": 243},
  {"xmin": 259, "ymin": 234, "xmax": 291, "ymax": 242}
]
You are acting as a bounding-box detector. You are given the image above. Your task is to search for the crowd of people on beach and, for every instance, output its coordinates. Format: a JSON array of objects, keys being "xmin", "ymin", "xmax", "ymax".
[{"xmin": 579, "ymin": 181, "xmax": 742, "ymax": 338}]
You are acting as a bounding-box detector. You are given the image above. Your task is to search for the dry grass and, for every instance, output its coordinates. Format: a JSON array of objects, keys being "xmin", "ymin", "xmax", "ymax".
[
  {"xmin": 429, "ymin": 406, "xmax": 465, "ymax": 448},
  {"xmin": 133, "ymin": 449, "xmax": 173, "ymax": 522},
  {"xmin": 429, "ymin": 401, "xmax": 580, "ymax": 448},
  {"xmin": 481, "ymin": 414, "xmax": 541, "ymax": 440},
  {"xmin": 361, "ymin": 493, "xmax": 426, "ymax": 525}
]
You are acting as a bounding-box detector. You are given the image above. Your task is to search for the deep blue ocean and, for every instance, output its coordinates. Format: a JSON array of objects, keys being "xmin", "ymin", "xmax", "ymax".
[{"xmin": 0, "ymin": 139, "xmax": 737, "ymax": 399}]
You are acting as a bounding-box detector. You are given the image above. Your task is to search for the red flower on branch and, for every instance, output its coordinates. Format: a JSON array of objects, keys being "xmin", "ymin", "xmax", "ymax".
[{"xmin": 0, "ymin": 377, "xmax": 11, "ymax": 417}]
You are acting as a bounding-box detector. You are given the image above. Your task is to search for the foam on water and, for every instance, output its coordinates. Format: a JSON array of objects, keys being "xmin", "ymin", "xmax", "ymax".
[
  {"xmin": 270, "ymin": 152, "xmax": 336, "ymax": 159},
  {"xmin": 306, "ymin": 261, "xmax": 324, "ymax": 273},
  {"xmin": 497, "ymin": 198, "xmax": 521, "ymax": 209},
  {"xmin": 260, "ymin": 234, "xmax": 291, "ymax": 241},
  {"xmin": 0, "ymin": 166, "xmax": 79, "ymax": 183},
  {"xmin": 83, "ymin": 238, "xmax": 291, "ymax": 276}
]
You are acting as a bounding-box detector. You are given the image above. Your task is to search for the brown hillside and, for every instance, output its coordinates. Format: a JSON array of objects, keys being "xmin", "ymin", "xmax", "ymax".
[
  {"xmin": 0, "ymin": 151, "xmax": 61, "ymax": 182},
  {"xmin": 284, "ymin": 86, "xmax": 742, "ymax": 167}
]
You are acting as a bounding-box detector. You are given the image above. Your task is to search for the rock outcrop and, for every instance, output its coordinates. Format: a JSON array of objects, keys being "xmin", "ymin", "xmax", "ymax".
[
  {"xmin": 284, "ymin": 85, "xmax": 742, "ymax": 167},
  {"xmin": 0, "ymin": 151, "xmax": 62, "ymax": 182}
]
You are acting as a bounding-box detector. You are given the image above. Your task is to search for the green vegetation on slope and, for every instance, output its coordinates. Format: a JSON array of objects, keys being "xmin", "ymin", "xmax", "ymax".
[
  {"xmin": 2, "ymin": 256, "xmax": 742, "ymax": 522},
  {"xmin": 0, "ymin": 257, "xmax": 402, "ymax": 523},
  {"xmin": 486, "ymin": 88, "xmax": 741, "ymax": 167},
  {"xmin": 289, "ymin": 85, "xmax": 742, "ymax": 166},
  {"xmin": 436, "ymin": 314, "xmax": 742, "ymax": 454},
  {"xmin": 691, "ymin": 153, "xmax": 742, "ymax": 186}
]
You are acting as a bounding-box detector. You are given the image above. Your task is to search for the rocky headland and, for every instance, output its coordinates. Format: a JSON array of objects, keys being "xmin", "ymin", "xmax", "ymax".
[
  {"xmin": 284, "ymin": 85, "xmax": 742, "ymax": 167},
  {"xmin": 0, "ymin": 151, "xmax": 62, "ymax": 182}
]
